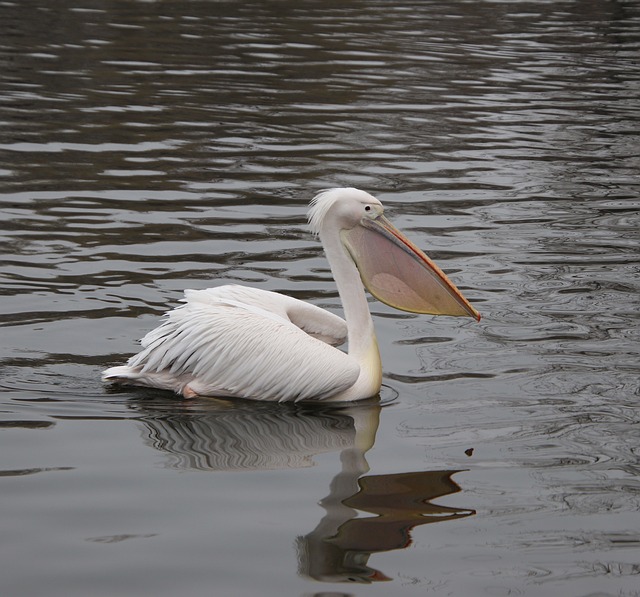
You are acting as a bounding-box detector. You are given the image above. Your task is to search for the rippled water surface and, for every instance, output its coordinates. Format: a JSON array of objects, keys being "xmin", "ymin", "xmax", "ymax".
[{"xmin": 2, "ymin": 1, "xmax": 639, "ymax": 596}]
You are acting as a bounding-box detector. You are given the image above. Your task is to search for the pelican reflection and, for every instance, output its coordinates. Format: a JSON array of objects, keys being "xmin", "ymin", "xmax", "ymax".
[
  {"xmin": 133, "ymin": 397, "xmax": 379, "ymax": 470},
  {"xmin": 298, "ymin": 467, "xmax": 474, "ymax": 583},
  {"xmin": 132, "ymin": 396, "xmax": 474, "ymax": 582}
]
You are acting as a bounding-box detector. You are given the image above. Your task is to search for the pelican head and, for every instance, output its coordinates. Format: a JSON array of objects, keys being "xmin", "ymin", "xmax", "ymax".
[{"xmin": 309, "ymin": 188, "xmax": 480, "ymax": 320}]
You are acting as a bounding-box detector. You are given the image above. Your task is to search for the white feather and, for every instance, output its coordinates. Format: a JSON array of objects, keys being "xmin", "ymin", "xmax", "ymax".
[{"xmin": 103, "ymin": 285, "xmax": 357, "ymax": 402}]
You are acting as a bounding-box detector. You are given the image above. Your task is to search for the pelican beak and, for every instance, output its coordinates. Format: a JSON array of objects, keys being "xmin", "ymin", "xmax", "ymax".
[{"xmin": 341, "ymin": 214, "xmax": 481, "ymax": 320}]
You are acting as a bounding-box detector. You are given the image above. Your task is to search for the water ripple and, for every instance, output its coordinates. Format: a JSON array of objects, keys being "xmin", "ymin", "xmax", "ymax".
[{"xmin": 1, "ymin": 1, "xmax": 639, "ymax": 595}]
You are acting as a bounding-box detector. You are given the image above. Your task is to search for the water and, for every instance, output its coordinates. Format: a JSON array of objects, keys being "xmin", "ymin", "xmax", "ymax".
[{"xmin": 1, "ymin": 1, "xmax": 639, "ymax": 595}]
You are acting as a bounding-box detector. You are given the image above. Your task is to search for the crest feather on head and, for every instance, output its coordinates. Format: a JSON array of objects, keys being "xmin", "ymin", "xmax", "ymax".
[{"xmin": 307, "ymin": 187, "xmax": 371, "ymax": 236}]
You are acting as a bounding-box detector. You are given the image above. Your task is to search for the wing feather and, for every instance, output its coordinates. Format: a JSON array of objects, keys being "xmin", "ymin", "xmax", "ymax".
[
  {"xmin": 184, "ymin": 286, "xmax": 348, "ymax": 346},
  {"xmin": 127, "ymin": 286, "xmax": 358, "ymax": 402}
]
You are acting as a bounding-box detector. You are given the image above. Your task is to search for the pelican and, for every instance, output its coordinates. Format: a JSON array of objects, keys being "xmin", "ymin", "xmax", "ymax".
[{"xmin": 102, "ymin": 188, "xmax": 480, "ymax": 402}]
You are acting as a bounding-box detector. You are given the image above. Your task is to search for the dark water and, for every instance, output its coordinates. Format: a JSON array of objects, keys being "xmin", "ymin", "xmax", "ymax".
[{"xmin": 1, "ymin": 1, "xmax": 639, "ymax": 596}]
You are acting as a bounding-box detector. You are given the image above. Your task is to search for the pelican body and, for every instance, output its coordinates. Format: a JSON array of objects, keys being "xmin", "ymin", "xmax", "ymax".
[{"xmin": 102, "ymin": 188, "xmax": 480, "ymax": 402}]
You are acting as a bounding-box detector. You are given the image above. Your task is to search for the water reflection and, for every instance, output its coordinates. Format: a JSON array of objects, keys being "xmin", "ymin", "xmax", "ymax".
[
  {"xmin": 298, "ymin": 468, "xmax": 473, "ymax": 584},
  {"xmin": 133, "ymin": 397, "xmax": 474, "ymax": 583},
  {"xmin": 133, "ymin": 398, "xmax": 378, "ymax": 471}
]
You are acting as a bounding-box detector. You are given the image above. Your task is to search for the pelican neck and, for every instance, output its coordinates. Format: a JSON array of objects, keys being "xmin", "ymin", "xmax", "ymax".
[{"xmin": 319, "ymin": 228, "xmax": 376, "ymax": 360}]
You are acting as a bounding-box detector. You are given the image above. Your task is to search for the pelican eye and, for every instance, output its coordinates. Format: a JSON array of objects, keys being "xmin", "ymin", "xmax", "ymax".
[{"xmin": 364, "ymin": 205, "xmax": 371, "ymax": 212}]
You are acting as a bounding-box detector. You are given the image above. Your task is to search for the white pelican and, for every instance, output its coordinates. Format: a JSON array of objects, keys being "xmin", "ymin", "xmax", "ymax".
[{"xmin": 102, "ymin": 188, "xmax": 480, "ymax": 402}]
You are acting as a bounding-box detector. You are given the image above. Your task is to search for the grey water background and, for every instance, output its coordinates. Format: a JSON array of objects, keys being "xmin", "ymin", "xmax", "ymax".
[{"xmin": 1, "ymin": 1, "xmax": 639, "ymax": 595}]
